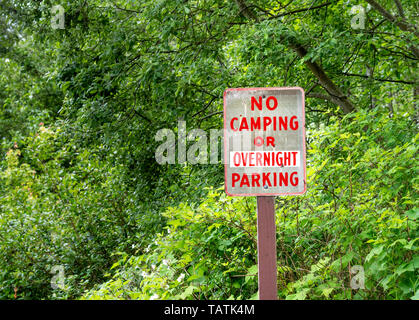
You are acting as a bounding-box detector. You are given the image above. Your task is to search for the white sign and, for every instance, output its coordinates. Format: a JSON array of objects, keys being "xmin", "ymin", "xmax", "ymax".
[{"xmin": 223, "ymin": 87, "xmax": 306, "ymax": 196}]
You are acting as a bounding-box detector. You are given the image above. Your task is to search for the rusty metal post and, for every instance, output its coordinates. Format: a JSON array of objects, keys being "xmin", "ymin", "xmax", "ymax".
[{"xmin": 257, "ymin": 196, "xmax": 278, "ymax": 300}]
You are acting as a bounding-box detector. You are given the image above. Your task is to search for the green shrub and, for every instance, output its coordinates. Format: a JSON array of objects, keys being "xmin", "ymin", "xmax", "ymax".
[
  {"xmin": 83, "ymin": 188, "xmax": 259, "ymax": 300},
  {"xmin": 0, "ymin": 125, "xmax": 155, "ymax": 299},
  {"xmin": 83, "ymin": 108, "xmax": 418, "ymax": 300}
]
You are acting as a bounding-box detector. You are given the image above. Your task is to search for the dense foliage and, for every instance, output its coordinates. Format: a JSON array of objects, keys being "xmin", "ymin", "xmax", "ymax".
[
  {"xmin": 0, "ymin": 0, "xmax": 418, "ymax": 300},
  {"xmin": 83, "ymin": 109, "xmax": 418, "ymax": 300}
]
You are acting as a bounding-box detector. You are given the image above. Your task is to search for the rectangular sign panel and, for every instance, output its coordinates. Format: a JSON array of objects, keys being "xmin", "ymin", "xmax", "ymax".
[{"xmin": 223, "ymin": 87, "xmax": 306, "ymax": 196}]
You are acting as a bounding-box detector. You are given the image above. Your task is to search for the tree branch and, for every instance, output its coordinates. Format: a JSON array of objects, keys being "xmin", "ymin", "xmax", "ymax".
[
  {"xmin": 235, "ymin": 1, "xmax": 356, "ymax": 114},
  {"xmin": 365, "ymin": 0, "xmax": 419, "ymax": 38},
  {"xmin": 266, "ymin": 2, "xmax": 333, "ymax": 20},
  {"xmin": 365, "ymin": 0, "xmax": 419, "ymax": 63},
  {"xmin": 191, "ymin": 96, "xmax": 218, "ymax": 118},
  {"xmin": 235, "ymin": 0, "xmax": 258, "ymax": 20},
  {"xmin": 289, "ymin": 39, "xmax": 355, "ymax": 113},
  {"xmin": 366, "ymin": 0, "xmax": 419, "ymax": 58},
  {"xmin": 133, "ymin": 109, "xmax": 152, "ymax": 123},
  {"xmin": 393, "ymin": 0, "xmax": 406, "ymax": 18},
  {"xmin": 342, "ymin": 72, "xmax": 417, "ymax": 85},
  {"xmin": 199, "ymin": 111, "xmax": 223, "ymax": 123},
  {"xmin": 307, "ymin": 92, "xmax": 343, "ymax": 106}
]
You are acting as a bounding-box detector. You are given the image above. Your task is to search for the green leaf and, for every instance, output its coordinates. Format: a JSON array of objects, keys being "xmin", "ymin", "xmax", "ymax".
[
  {"xmin": 179, "ymin": 286, "xmax": 197, "ymax": 300},
  {"xmin": 406, "ymin": 208, "xmax": 419, "ymax": 220},
  {"xmin": 322, "ymin": 287, "xmax": 334, "ymax": 298},
  {"xmin": 411, "ymin": 290, "xmax": 419, "ymax": 300}
]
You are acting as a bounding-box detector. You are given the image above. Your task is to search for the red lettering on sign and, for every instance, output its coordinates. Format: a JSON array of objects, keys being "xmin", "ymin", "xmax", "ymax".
[
  {"xmin": 239, "ymin": 117, "xmax": 249, "ymax": 131},
  {"xmin": 284, "ymin": 152, "xmax": 291, "ymax": 166},
  {"xmin": 231, "ymin": 151, "xmax": 299, "ymax": 167},
  {"xmin": 224, "ymin": 88, "xmax": 306, "ymax": 196},
  {"xmin": 254, "ymin": 136, "xmax": 264, "ymax": 146},
  {"xmin": 240, "ymin": 174, "xmax": 250, "ymax": 187},
  {"xmin": 276, "ymin": 152, "xmax": 283, "ymax": 166},
  {"xmin": 263, "ymin": 117, "xmax": 272, "ymax": 130},
  {"xmin": 292, "ymin": 152, "xmax": 298, "ymax": 165},
  {"xmin": 278, "ymin": 116, "xmax": 287, "ymax": 130},
  {"xmin": 252, "ymin": 173, "xmax": 261, "ymax": 187},
  {"xmin": 230, "ymin": 118, "xmax": 238, "ymax": 131},
  {"xmin": 231, "ymin": 171, "xmax": 300, "ymax": 189},
  {"xmin": 290, "ymin": 171, "xmax": 299, "ymax": 186},
  {"xmin": 233, "ymin": 152, "xmax": 240, "ymax": 166},
  {"xmin": 232, "ymin": 116, "xmax": 299, "ymax": 132},
  {"xmin": 250, "ymin": 117, "xmax": 261, "ymax": 130},
  {"xmin": 266, "ymin": 136, "xmax": 275, "ymax": 147},
  {"xmin": 290, "ymin": 116, "xmax": 298, "ymax": 130},
  {"xmin": 278, "ymin": 172, "xmax": 288, "ymax": 186},
  {"xmin": 262, "ymin": 173, "xmax": 272, "ymax": 187},
  {"xmin": 241, "ymin": 153, "xmax": 248, "ymax": 166},
  {"xmin": 232, "ymin": 173, "xmax": 240, "ymax": 187},
  {"xmin": 266, "ymin": 96, "xmax": 278, "ymax": 110},
  {"xmin": 264, "ymin": 152, "xmax": 271, "ymax": 166},
  {"xmin": 249, "ymin": 153, "xmax": 255, "ymax": 166},
  {"xmin": 251, "ymin": 96, "xmax": 262, "ymax": 111},
  {"xmin": 256, "ymin": 152, "xmax": 262, "ymax": 166}
]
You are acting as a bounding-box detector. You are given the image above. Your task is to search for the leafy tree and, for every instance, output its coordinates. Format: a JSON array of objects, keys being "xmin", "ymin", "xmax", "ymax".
[{"xmin": 0, "ymin": 0, "xmax": 417, "ymax": 300}]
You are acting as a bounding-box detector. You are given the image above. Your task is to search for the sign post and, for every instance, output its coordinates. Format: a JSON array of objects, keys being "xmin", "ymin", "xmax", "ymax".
[
  {"xmin": 223, "ymin": 87, "xmax": 306, "ymax": 300},
  {"xmin": 257, "ymin": 196, "xmax": 277, "ymax": 300}
]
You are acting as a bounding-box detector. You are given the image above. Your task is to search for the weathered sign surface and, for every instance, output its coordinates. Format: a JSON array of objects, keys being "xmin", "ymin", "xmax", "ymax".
[{"xmin": 223, "ymin": 87, "xmax": 306, "ymax": 196}]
